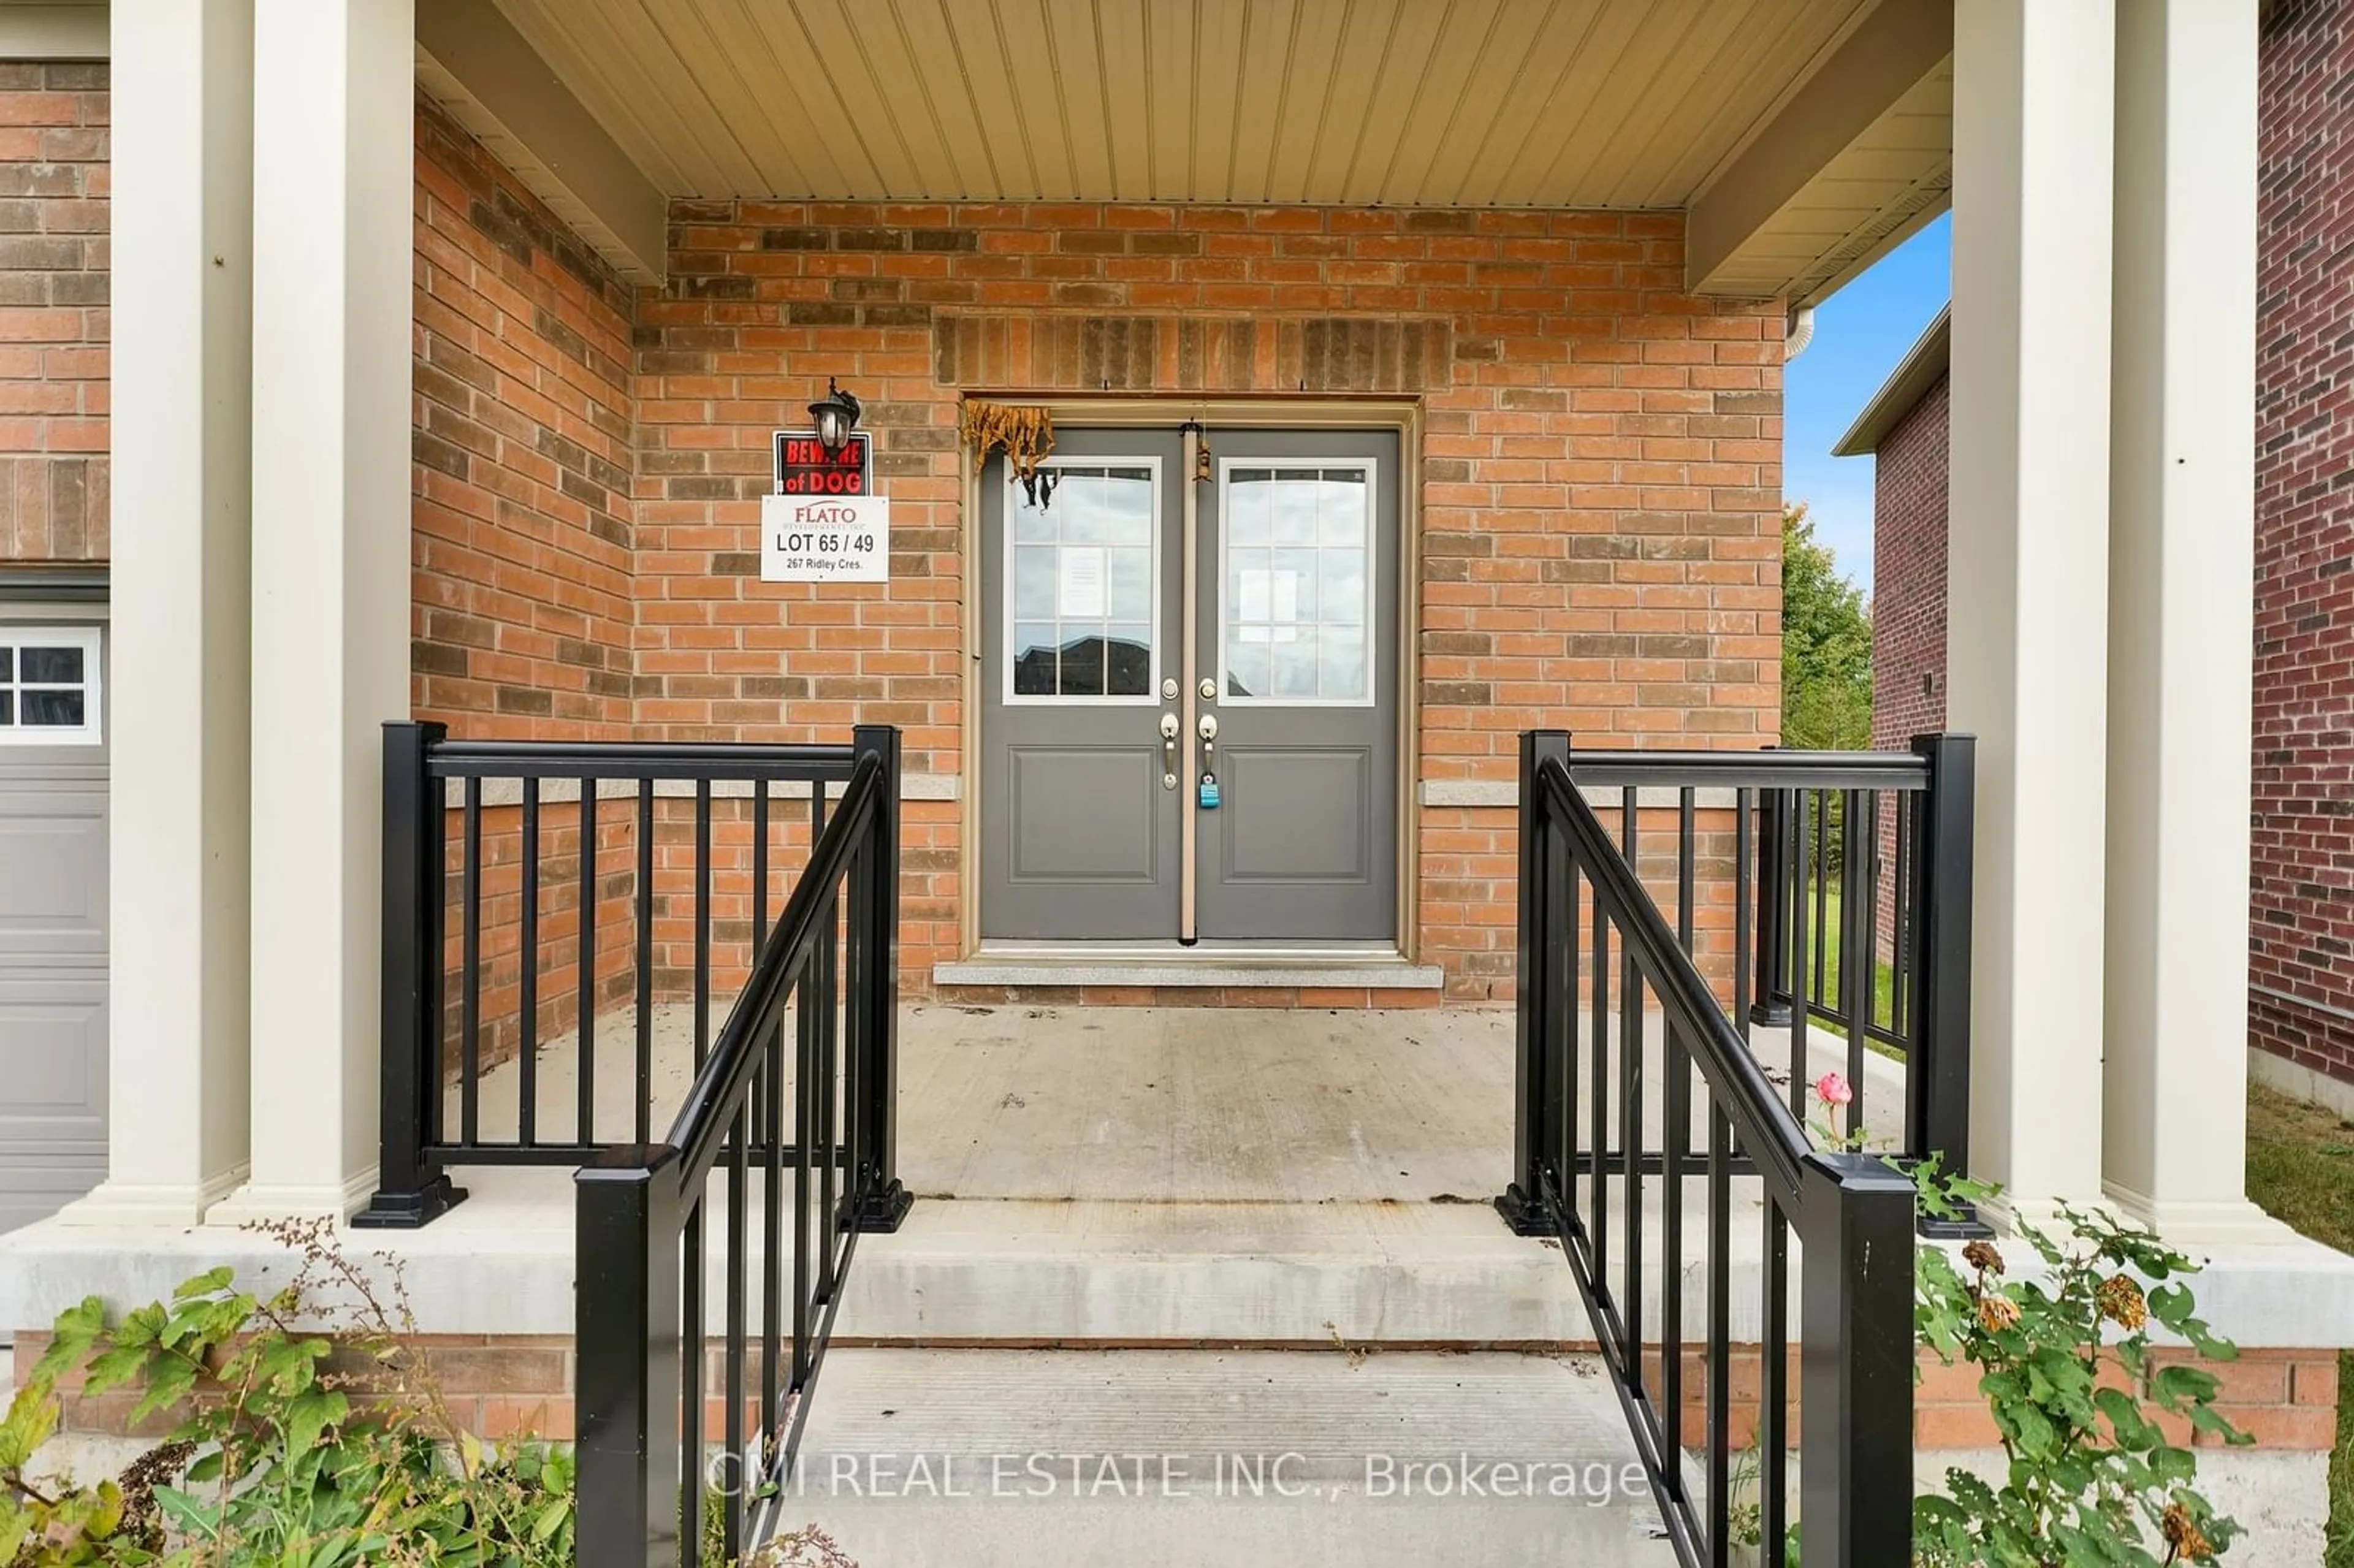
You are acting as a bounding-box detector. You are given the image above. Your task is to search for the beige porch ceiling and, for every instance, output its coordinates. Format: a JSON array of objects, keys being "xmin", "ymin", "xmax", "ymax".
[{"xmin": 470, "ymin": 0, "xmax": 1953, "ymax": 301}]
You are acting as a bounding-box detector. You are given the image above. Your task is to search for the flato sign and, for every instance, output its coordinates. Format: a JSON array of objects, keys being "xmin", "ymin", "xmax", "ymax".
[
  {"xmin": 764, "ymin": 426, "xmax": 886, "ymax": 581},
  {"xmin": 773, "ymin": 428, "xmax": 872, "ymax": 495},
  {"xmin": 761, "ymin": 493, "xmax": 888, "ymax": 582}
]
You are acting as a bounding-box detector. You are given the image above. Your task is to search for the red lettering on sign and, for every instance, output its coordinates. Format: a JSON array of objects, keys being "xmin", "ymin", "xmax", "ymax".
[{"xmin": 775, "ymin": 430, "xmax": 872, "ymax": 497}]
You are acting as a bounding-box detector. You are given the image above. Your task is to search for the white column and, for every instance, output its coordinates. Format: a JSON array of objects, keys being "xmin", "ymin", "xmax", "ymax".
[
  {"xmin": 59, "ymin": 1, "xmax": 256, "ymax": 1226},
  {"xmin": 1947, "ymin": 0, "xmax": 2116, "ymax": 1220},
  {"xmin": 213, "ymin": 0, "xmax": 414, "ymax": 1220},
  {"xmin": 2103, "ymin": 1, "xmax": 2283, "ymax": 1241}
]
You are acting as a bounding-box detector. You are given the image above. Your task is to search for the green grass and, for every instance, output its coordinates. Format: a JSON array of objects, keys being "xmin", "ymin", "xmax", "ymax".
[
  {"xmin": 1785, "ymin": 881, "xmax": 1901, "ymax": 1062},
  {"xmin": 2242, "ymin": 1081, "xmax": 2354, "ymax": 1568}
]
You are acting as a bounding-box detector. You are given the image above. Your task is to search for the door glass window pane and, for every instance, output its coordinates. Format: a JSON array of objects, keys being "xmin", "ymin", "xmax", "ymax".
[
  {"xmin": 1320, "ymin": 624, "xmax": 1368, "ymax": 701},
  {"xmin": 1321, "ymin": 550, "xmax": 1366, "ymax": 623},
  {"xmin": 1006, "ymin": 463, "xmax": 1158, "ymax": 701},
  {"xmin": 0, "ymin": 691, "xmax": 10, "ymax": 725},
  {"xmin": 1222, "ymin": 464, "xmax": 1374, "ymax": 704},
  {"xmin": 1225, "ymin": 633, "xmax": 1270, "ymax": 700},
  {"xmin": 1105, "ymin": 625, "xmax": 1151, "ymax": 696},
  {"xmin": 1059, "ymin": 636, "xmax": 1107, "ymax": 696},
  {"xmin": 1013, "ymin": 547, "xmax": 1057, "ymax": 618},
  {"xmin": 1270, "ymin": 638, "xmax": 1317, "ymax": 698},
  {"xmin": 1012, "ymin": 623, "xmax": 1060, "ymax": 695},
  {"xmin": 1269, "ymin": 477, "xmax": 1318, "ymax": 546},
  {"xmin": 1226, "ymin": 470, "xmax": 1271, "ymax": 544},
  {"xmin": 1107, "ymin": 547, "xmax": 1152, "ymax": 621},
  {"xmin": 0, "ymin": 649, "xmax": 11, "ymax": 682}
]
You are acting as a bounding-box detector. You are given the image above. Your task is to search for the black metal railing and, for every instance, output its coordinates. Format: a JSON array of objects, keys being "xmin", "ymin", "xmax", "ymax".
[
  {"xmin": 359, "ymin": 724, "xmax": 896, "ymax": 1227},
  {"xmin": 1496, "ymin": 732, "xmax": 1976, "ymax": 1191},
  {"xmin": 1498, "ymin": 729, "xmax": 1964, "ymax": 1568},
  {"xmin": 574, "ymin": 729, "xmax": 910, "ymax": 1568}
]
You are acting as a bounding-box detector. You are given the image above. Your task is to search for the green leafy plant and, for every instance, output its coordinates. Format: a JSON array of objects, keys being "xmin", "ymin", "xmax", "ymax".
[
  {"xmin": 15, "ymin": 1219, "xmax": 579, "ymax": 1568},
  {"xmin": 0, "ymin": 1377, "xmax": 186, "ymax": 1566},
  {"xmin": 7, "ymin": 1222, "xmax": 852, "ymax": 1566},
  {"xmin": 1786, "ymin": 1081, "xmax": 2251, "ymax": 1566},
  {"xmin": 1910, "ymin": 1187, "xmax": 2248, "ymax": 1567}
]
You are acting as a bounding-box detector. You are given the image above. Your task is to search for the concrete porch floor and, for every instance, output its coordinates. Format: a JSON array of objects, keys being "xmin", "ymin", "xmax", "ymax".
[
  {"xmin": 456, "ymin": 999, "xmax": 1910, "ymax": 1207},
  {"xmin": 460, "ymin": 1001, "xmax": 1528, "ymax": 1205}
]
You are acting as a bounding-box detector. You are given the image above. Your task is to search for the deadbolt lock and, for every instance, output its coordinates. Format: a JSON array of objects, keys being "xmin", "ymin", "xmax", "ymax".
[
  {"xmin": 1162, "ymin": 677, "xmax": 1179, "ymax": 699},
  {"xmin": 1198, "ymin": 678, "xmax": 1217, "ymax": 701}
]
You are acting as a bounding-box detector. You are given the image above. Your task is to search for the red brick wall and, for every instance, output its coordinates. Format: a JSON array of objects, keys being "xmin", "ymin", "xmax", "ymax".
[
  {"xmin": 1866, "ymin": 373, "xmax": 1947, "ymax": 956},
  {"xmin": 2255, "ymin": 0, "xmax": 2354, "ymax": 1090},
  {"xmin": 1867, "ymin": 374, "xmax": 1948, "ymax": 756},
  {"xmin": 641, "ymin": 201, "xmax": 1785, "ymax": 998},
  {"xmin": 0, "ymin": 61, "xmax": 106, "ymax": 563},
  {"xmin": 396, "ymin": 112, "xmax": 1790, "ymax": 1003},
  {"xmin": 23, "ymin": 1329, "xmax": 2336, "ymax": 1452},
  {"xmin": 410, "ymin": 95, "xmax": 636, "ymax": 738}
]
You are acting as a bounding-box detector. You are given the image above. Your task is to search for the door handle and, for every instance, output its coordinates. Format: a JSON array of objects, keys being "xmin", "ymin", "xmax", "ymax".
[
  {"xmin": 1160, "ymin": 712, "xmax": 1181, "ymax": 740},
  {"xmin": 1197, "ymin": 714, "xmax": 1218, "ymax": 741}
]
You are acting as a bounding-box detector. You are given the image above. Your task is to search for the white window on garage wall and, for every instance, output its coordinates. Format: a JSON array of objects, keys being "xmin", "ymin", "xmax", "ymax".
[{"xmin": 0, "ymin": 625, "xmax": 102, "ymax": 745}]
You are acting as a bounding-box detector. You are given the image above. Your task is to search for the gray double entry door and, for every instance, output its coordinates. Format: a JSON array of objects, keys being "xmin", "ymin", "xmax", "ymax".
[{"xmin": 980, "ymin": 426, "xmax": 1400, "ymax": 944}]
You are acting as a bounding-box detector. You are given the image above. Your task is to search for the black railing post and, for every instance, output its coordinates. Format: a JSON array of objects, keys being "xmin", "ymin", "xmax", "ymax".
[
  {"xmin": 1797, "ymin": 1153, "xmax": 1918, "ymax": 1568},
  {"xmin": 848, "ymin": 725, "xmax": 911, "ymax": 1233},
  {"xmin": 357, "ymin": 721, "xmax": 466, "ymax": 1228},
  {"xmin": 576, "ymin": 1149, "xmax": 682, "ymax": 1568},
  {"xmin": 1910, "ymin": 733, "xmax": 1983, "ymax": 1236},
  {"xmin": 1838, "ymin": 786, "xmax": 1873, "ymax": 1089},
  {"xmin": 1750, "ymin": 766, "xmax": 1794, "ymax": 1026},
  {"xmin": 1499, "ymin": 728, "xmax": 1570, "ymax": 1235}
]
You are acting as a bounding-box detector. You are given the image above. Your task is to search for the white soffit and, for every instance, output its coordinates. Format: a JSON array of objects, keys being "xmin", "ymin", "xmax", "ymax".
[
  {"xmin": 488, "ymin": 0, "xmax": 1904, "ymax": 213},
  {"xmin": 416, "ymin": 0, "xmax": 668, "ymax": 284},
  {"xmin": 0, "ymin": 2, "xmax": 107, "ymax": 59},
  {"xmin": 1686, "ymin": 0, "xmax": 1953, "ymax": 302}
]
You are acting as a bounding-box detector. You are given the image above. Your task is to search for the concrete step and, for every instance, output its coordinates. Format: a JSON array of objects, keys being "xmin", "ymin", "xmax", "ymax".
[
  {"xmin": 833, "ymin": 1197, "xmax": 1600, "ymax": 1345},
  {"xmin": 777, "ymin": 1347, "xmax": 1679, "ymax": 1568}
]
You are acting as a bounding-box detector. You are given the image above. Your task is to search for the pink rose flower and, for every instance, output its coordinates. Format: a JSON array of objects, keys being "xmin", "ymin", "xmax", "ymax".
[{"xmin": 1814, "ymin": 1071, "xmax": 1854, "ymax": 1109}]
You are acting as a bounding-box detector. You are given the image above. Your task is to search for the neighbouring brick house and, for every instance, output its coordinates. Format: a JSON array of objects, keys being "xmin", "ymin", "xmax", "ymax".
[
  {"xmin": 1832, "ymin": 306, "xmax": 1948, "ymax": 954},
  {"xmin": 1842, "ymin": 0, "xmax": 2354, "ymax": 1113},
  {"xmin": 2251, "ymin": 0, "xmax": 2354, "ymax": 1109}
]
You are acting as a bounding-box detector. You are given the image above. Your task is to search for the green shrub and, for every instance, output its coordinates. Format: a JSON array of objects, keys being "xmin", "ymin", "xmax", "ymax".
[{"xmin": 4, "ymin": 1218, "xmax": 577, "ymax": 1568}]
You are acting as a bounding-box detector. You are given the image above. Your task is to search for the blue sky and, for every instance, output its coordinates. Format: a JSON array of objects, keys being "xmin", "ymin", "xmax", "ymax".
[{"xmin": 1781, "ymin": 211, "xmax": 1952, "ymax": 590}]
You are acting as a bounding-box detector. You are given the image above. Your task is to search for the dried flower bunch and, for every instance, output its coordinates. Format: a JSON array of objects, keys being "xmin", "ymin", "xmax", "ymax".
[{"xmin": 960, "ymin": 400, "xmax": 1056, "ymax": 505}]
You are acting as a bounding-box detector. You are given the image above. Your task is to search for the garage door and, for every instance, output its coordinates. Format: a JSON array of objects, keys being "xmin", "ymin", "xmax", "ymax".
[{"xmin": 0, "ymin": 620, "xmax": 107, "ymax": 1233}]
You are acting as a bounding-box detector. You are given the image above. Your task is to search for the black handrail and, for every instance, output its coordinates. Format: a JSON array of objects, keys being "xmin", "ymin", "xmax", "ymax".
[
  {"xmin": 428, "ymin": 740, "xmax": 859, "ymax": 781},
  {"xmin": 669, "ymin": 752, "xmax": 878, "ymax": 1191},
  {"xmin": 1565, "ymin": 747, "xmax": 1931, "ymax": 790},
  {"xmin": 576, "ymin": 727, "xmax": 908, "ymax": 1568},
  {"xmin": 1491, "ymin": 733, "xmax": 1978, "ymax": 1200},
  {"xmin": 359, "ymin": 724, "xmax": 888, "ymax": 1227},
  {"xmin": 1534, "ymin": 758, "xmax": 1810, "ymax": 1195},
  {"xmin": 1499, "ymin": 729, "xmax": 1930, "ymax": 1568}
]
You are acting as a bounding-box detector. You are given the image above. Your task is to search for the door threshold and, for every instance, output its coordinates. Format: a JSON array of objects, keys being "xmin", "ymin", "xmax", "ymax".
[{"xmin": 933, "ymin": 943, "xmax": 1442, "ymax": 991}]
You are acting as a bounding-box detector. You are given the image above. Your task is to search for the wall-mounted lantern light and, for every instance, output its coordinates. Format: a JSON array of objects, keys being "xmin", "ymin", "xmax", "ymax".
[{"xmin": 809, "ymin": 378, "xmax": 863, "ymax": 456}]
